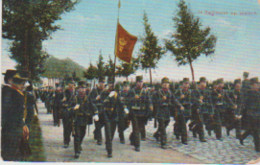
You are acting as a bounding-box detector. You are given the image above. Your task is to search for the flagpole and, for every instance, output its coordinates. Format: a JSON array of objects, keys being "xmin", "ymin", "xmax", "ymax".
[{"xmin": 113, "ymin": 0, "xmax": 120, "ymax": 86}]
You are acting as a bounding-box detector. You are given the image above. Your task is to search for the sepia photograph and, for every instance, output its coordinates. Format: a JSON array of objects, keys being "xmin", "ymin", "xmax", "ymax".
[{"xmin": 1, "ymin": 0, "xmax": 260, "ymax": 164}]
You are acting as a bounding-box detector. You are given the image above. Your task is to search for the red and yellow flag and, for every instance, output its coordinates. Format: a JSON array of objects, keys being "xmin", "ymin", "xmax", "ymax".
[{"xmin": 115, "ymin": 22, "xmax": 137, "ymax": 63}]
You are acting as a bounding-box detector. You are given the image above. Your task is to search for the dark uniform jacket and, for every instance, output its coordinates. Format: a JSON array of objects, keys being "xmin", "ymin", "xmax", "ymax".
[
  {"xmin": 152, "ymin": 88, "xmax": 182, "ymax": 120},
  {"xmin": 128, "ymin": 87, "xmax": 153, "ymax": 117},
  {"xmin": 175, "ymin": 89, "xmax": 192, "ymax": 116},
  {"xmin": 191, "ymin": 88, "xmax": 214, "ymax": 115}
]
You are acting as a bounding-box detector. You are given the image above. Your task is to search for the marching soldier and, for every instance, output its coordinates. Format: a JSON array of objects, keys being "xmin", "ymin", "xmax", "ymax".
[
  {"xmin": 190, "ymin": 77, "xmax": 212, "ymax": 142},
  {"xmin": 242, "ymin": 72, "xmax": 250, "ymax": 93},
  {"xmin": 240, "ymin": 77, "xmax": 260, "ymax": 152},
  {"xmin": 89, "ymin": 77, "xmax": 106, "ymax": 145},
  {"xmin": 73, "ymin": 81, "xmax": 99, "ymax": 158},
  {"xmin": 114, "ymin": 81, "xmax": 131, "ymax": 144},
  {"xmin": 153, "ymin": 77, "xmax": 183, "ymax": 149},
  {"xmin": 100, "ymin": 78, "xmax": 123, "ymax": 158},
  {"xmin": 61, "ymin": 79, "xmax": 77, "ymax": 148},
  {"xmin": 211, "ymin": 78, "xmax": 227, "ymax": 140},
  {"xmin": 25, "ymin": 85, "xmax": 37, "ymax": 130},
  {"xmin": 128, "ymin": 76, "xmax": 153, "ymax": 151},
  {"xmin": 174, "ymin": 78, "xmax": 192, "ymax": 145},
  {"xmin": 53, "ymin": 83, "xmax": 64, "ymax": 126},
  {"xmin": 225, "ymin": 79, "xmax": 243, "ymax": 138},
  {"xmin": 2, "ymin": 70, "xmax": 31, "ymax": 161}
]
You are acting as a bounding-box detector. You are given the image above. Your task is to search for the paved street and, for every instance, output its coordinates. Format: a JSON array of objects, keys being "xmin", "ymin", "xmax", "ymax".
[{"xmin": 37, "ymin": 101, "xmax": 259, "ymax": 163}]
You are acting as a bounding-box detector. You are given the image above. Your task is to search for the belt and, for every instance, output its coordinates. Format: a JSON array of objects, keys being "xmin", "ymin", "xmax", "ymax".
[{"xmin": 104, "ymin": 108, "xmax": 114, "ymax": 111}]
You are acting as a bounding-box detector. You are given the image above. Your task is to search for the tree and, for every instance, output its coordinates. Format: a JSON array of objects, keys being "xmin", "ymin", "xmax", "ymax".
[
  {"xmin": 139, "ymin": 11, "xmax": 165, "ymax": 84},
  {"xmin": 84, "ymin": 62, "xmax": 98, "ymax": 86},
  {"xmin": 105, "ymin": 56, "xmax": 115, "ymax": 81},
  {"xmin": 117, "ymin": 57, "xmax": 139, "ymax": 81},
  {"xmin": 2, "ymin": 0, "xmax": 78, "ymax": 81},
  {"xmin": 165, "ymin": 0, "xmax": 217, "ymax": 81},
  {"xmin": 96, "ymin": 51, "xmax": 106, "ymax": 81}
]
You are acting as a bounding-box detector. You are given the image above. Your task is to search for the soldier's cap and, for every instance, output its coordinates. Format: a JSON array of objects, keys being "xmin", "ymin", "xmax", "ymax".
[
  {"xmin": 182, "ymin": 77, "xmax": 189, "ymax": 83},
  {"xmin": 234, "ymin": 79, "xmax": 241, "ymax": 85},
  {"xmin": 161, "ymin": 77, "xmax": 170, "ymax": 84},
  {"xmin": 250, "ymin": 77, "xmax": 258, "ymax": 84},
  {"xmin": 13, "ymin": 70, "xmax": 29, "ymax": 81},
  {"xmin": 3, "ymin": 69, "xmax": 17, "ymax": 83},
  {"xmin": 78, "ymin": 80, "xmax": 86, "ymax": 86},
  {"xmin": 55, "ymin": 83, "xmax": 60, "ymax": 88},
  {"xmin": 123, "ymin": 81, "xmax": 130, "ymax": 86},
  {"xmin": 243, "ymin": 72, "xmax": 249, "ymax": 77},
  {"xmin": 216, "ymin": 78, "xmax": 224, "ymax": 84},
  {"xmin": 98, "ymin": 77, "xmax": 105, "ymax": 83},
  {"xmin": 136, "ymin": 75, "xmax": 143, "ymax": 82},
  {"xmin": 199, "ymin": 77, "xmax": 207, "ymax": 83}
]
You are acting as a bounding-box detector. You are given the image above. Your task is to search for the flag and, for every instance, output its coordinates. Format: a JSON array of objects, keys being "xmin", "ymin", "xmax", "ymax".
[
  {"xmin": 115, "ymin": 22, "xmax": 137, "ymax": 63},
  {"xmin": 118, "ymin": 0, "xmax": 121, "ymax": 8}
]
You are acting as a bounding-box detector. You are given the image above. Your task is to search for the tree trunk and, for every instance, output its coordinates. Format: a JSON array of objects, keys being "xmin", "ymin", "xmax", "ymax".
[
  {"xmin": 188, "ymin": 61, "xmax": 195, "ymax": 82},
  {"xmin": 126, "ymin": 76, "xmax": 128, "ymax": 81},
  {"xmin": 149, "ymin": 67, "xmax": 153, "ymax": 85}
]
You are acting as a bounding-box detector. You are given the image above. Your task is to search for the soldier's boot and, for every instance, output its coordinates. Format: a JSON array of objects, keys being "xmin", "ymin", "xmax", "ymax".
[
  {"xmin": 58, "ymin": 120, "xmax": 61, "ymax": 127},
  {"xmin": 64, "ymin": 143, "xmax": 69, "ymax": 148},
  {"xmin": 235, "ymin": 129, "xmax": 241, "ymax": 139},
  {"xmin": 97, "ymin": 140, "xmax": 102, "ymax": 145},
  {"xmin": 153, "ymin": 132, "xmax": 160, "ymax": 142},
  {"xmin": 216, "ymin": 126, "xmax": 223, "ymax": 141},
  {"xmin": 74, "ymin": 152, "xmax": 80, "ymax": 159},
  {"xmin": 199, "ymin": 133, "xmax": 207, "ymax": 142},
  {"xmin": 208, "ymin": 130, "xmax": 212, "ymax": 136},
  {"xmin": 226, "ymin": 128, "xmax": 230, "ymax": 136},
  {"xmin": 107, "ymin": 150, "xmax": 112, "ymax": 158},
  {"xmin": 161, "ymin": 145, "xmax": 167, "ymax": 149},
  {"xmin": 181, "ymin": 136, "xmax": 188, "ymax": 145},
  {"xmin": 192, "ymin": 131, "xmax": 197, "ymax": 138},
  {"xmin": 135, "ymin": 146, "xmax": 140, "ymax": 152}
]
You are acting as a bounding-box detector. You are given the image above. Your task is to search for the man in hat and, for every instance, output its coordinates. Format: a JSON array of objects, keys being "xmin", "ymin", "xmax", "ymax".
[
  {"xmin": 61, "ymin": 79, "xmax": 77, "ymax": 148},
  {"xmin": 128, "ymin": 76, "xmax": 153, "ymax": 151},
  {"xmin": 73, "ymin": 80, "xmax": 99, "ymax": 158},
  {"xmin": 153, "ymin": 77, "xmax": 183, "ymax": 149},
  {"xmin": 114, "ymin": 81, "xmax": 131, "ymax": 144},
  {"xmin": 89, "ymin": 77, "xmax": 107, "ymax": 145},
  {"xmin": 174, "ymin": 78, "xmax": 192, "ymax": 145},
  {"xmin": 190, "ymin": 77, "xmax": 213, "ymax": 142},
  {"xmin": 240, "ymin": 77, "xmax": 260, "ymax": 152},
  {"xmin": 53, "ymin": 83, "xmax": 64, "ymax": 126},
  {"xmin": 211, "ymin": 78, "xmax": 227, "ymax": 140},
  {"xmin": 2, "ymin": 70, "xmax": 30, "ymax": 160},
  {"xmin": 225, "ymin": 79, "xmax": 243, "ymax": 138}
]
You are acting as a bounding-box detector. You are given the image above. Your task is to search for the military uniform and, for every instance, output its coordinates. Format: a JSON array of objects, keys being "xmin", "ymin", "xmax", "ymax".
[
  {"xmin": 128, "ymin": 76, "xmax": 153, "ymax": 151},
  {"xmin": 1, "ymin": 71, "xmax": 31, "ymax": 161},
  {"xmin": 174, "ymin": 78, "xmax": 191, "ymax": 144},
  {"xmin": 114, "ymin": 81, "xmax": 131, "ymax": 144},
  {"xmin": 62, "ymin": 82, "xmax": 77, "ymax": 148},
  {"xmin": 225, "ymin": 79, "xmax": 244, "ymax": 138},
  {"xmin": 240, "ymin": 77, "xmax": 260, "ymax": 152},
  {"xmin": 211, "ymin": 78, "xmax": 227, "ymax": 140},
  {"xmin": 89, "ymin": 78, "xmax": 107, "ymax": 145},
  {"xmin": 53, "ymin": 85, "xmax": 64, "ymax": 126},
  {"xmin": 153, "ymin": 77, "xmax": 182, "ymax": 148},
  {"xmin": 74, "ymin": 81, "xmax": 98, "ymax": 158},
  {"xmin": 191, "ymin": 77, "xmax": 212, "ymax": 142},
  {"xmin": 25, "ymin": 86, "xmax": 36, "ymax": 130}
]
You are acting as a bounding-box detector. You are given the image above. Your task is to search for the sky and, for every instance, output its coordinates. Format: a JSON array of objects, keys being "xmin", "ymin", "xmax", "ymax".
[{"xmin": 1, "ymin": 0, "xmax": 260, "ymax": 82}]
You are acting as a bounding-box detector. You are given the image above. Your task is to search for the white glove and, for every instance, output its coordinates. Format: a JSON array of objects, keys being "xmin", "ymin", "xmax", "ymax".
[
  {"xmin": 124, "ymin": 108, "xmax": 129, "ymax": 115},
  {"xmin": 93, "ymin": 115, "xmax": 99, "ymax": 121},
  {"xmin": 73, "ymin": 104, "xmax": 80, "ymax": 110},
  {"xmin": 109, "ymin": 91, "xmax": 116, "ymax": 97}
]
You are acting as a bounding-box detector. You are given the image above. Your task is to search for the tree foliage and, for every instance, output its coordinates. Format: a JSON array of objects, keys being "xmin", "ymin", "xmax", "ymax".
[
  {"xmin": 139, "ymin": 11, "xmax": 165, "ymax": 84},
  {"xmin": 96, "ymin": 51, "xmax": 106, "ymax": 80},
  {"xmin": 117, "ymin": 57, "xmax": 139, "ymax": 80},
  {"xmin": 84, "ymin": 62, "xmax": 98, "ymax": 80},
  {"xmin": 2, "ymin": 0, "xmax": 78, "ymax": 81},
  {"xmin": 42, "ymin": 56, "xmax": 85, "ymax": 79},
  {"xmin": 165, "ymin": 0, "xmax": 217, "ymax": 81}
]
